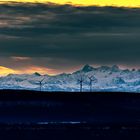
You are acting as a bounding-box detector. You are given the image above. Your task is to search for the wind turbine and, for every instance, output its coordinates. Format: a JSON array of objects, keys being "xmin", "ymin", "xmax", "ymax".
[
  {"xmin": 38, "ymin": 77, "xmax": 45, "ymax": 92},
  {"xmin": 77, "ymin": 73, "xmax": 85, "ymax": 92},
  {"xmin": 88, "ymin": 76, "xmax": 97, "ymax": 92}
]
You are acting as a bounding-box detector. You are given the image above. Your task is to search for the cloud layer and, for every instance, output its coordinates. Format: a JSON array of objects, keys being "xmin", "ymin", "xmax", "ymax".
[{"xmin": 0, "ymin": 3, "xmax": 140, "ymax": 74}]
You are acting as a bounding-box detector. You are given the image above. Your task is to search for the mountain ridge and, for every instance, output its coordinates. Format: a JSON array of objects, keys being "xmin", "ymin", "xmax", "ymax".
[{"xmin": 0, "ymin": 64, "xmax": 139, "ymax": 92}]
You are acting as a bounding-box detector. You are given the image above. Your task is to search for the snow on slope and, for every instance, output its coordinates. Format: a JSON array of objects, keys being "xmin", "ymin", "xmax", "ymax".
[{"xmin": 0, "ymin": 65, "xmax": 139, "ymax": 92}]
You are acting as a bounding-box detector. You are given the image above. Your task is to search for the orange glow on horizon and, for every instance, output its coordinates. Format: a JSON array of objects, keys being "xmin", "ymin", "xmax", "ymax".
[
  {"xmin": 18, "ymin": 66, "xmax": 57, "ymax": 75},
  {"xmin": 0, "ymin": 65, "xmax": 139, "ymax": 77},
  {"xmin": 0, "ymin": 65, "xmax": 57, "ymax": 76},
  {"xmin": 0, "ymin": 66, "xmax": 16, "ymax": 76},
  {"xmin": 0, "ymin": 0, "xmax": 140, "ymax": 7}
]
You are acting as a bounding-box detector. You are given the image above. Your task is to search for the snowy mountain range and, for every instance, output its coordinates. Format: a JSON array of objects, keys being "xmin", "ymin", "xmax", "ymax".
[{"xmin": 0, "ymin": 65, "xmax": 140, "ymax": 92}]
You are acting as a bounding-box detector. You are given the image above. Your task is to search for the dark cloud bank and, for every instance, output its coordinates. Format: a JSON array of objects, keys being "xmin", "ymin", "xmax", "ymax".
[{"xmin": 0, "ymin": 2, "xmax": 140, "ymax": 71}]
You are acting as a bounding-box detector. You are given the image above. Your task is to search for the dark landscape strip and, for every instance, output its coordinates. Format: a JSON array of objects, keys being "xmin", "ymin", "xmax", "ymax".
[{"xmin": 0, "ymin": 89, "xmax": 139, "ymax": 100}]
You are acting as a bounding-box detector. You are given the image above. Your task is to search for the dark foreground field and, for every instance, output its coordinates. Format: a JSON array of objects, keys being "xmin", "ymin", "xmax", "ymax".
[{"xmin": 0, "ymin": 90, "xmax": 140, "ymax": 139}]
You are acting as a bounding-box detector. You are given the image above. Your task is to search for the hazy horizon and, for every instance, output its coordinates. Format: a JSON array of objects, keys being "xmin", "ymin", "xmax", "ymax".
[{"xmin": 0, "ymin": 64, "xmax": 139, "ymax": 77}]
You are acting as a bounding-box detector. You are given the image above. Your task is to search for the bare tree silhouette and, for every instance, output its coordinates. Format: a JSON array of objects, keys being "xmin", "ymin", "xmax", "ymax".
[
  {"xmin": 77, "ymin": 73, "xmax": 85, "ymax": 92},
  {"xmin": 88, "ymin": 76, "xmax": 97, "ymax": 92}
]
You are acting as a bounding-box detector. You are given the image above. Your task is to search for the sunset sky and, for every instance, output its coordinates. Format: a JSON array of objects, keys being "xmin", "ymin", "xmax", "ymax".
[
  {"xmin": 1, "ymin": 0, "xmax": 140, "ymax": 7},
  {"xmin": 0, "ymin": 1, "xmax": 140, "ymax": 76}
]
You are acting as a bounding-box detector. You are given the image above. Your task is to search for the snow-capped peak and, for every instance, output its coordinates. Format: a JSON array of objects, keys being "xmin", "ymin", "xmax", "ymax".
[
  {"xmin": 111, "ymin": 65, "xmax": 120, "ymax": 72},
  {"xmin": 81, "ymin": 64, "xmax": 94, "ymax": 72},
  {"xmin": 33, "ymin": 72, "xmax": 41, "ymax": 76}
]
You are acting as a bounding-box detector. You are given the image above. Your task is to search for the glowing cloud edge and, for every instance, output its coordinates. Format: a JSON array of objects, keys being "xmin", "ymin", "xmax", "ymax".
[{"xmin": 0, "ymin": 0, "xmax": 140, "ymax": 8}]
